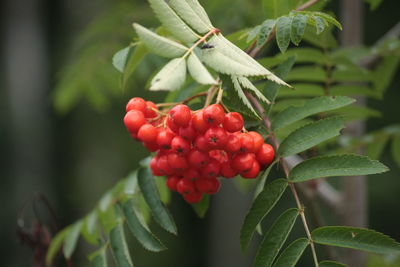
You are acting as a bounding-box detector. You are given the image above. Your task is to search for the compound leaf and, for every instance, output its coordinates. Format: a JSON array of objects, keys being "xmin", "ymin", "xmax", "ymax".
[
  {"xmin": 109, "ymin": 221, "xmax": 133, "ymax": 267},
  {"xmin": 240, "ymin": 178, "xmax": 288, "ymax": 252},
  {"xmin": 272, "ymin": 238, "xmax": 309, "ymax": 267},
  {"xmin": 187, "ymin": 53, "xmax": 217, "ymax": 85},
  {"xmin": 150, "ymin": 58, "xmax": 186, "ymax": 91},
  {"xmin": 312, "ymin": 226, "xmax": 400, "ymax": 254},
  {"xmin": 289, "ymin": 154, "xmax": 389, "ymax": 182},
  {"xmin": 254, "ymin": 208, "xmax": 299, "ymax": 267},
  {"xmin": 133, "ymin": 23, "xmax": 188, "ymax": 58}
]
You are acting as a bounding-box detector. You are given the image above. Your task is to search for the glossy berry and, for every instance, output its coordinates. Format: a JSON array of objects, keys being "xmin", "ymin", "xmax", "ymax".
[
  {"xmin": 203, "ymin": 104, "xmax": 225, "ymax": 126},
  {"xmin": 238, "ymin": 133, "xmax": 254, "ymax": 153},
  {"xmin": 194, "ymin": 135, "xmax": 210, "ymax": 152},
  {"xmin": 248, "ymin": 131, "xmax": 264, "ymax": 152},
  {"xmin": 232, "ymin": 153, "xmax": 255, "ymax": 172},
  {"xmin": 204, "ymin": 127, "xmax": 228, "ymax": 149},
  {"xmin": 171, "ymin": 136, "xmax": 191, "ymax": 155},
  {"xmin": 201, "ymin": 159, "xmax": 221, "ymax": 178},
  {"xmin": 150, "ymin": 157, "xmax": 163, "ymax": 176},
  {"xmin": 209, "ymin": 149, "xmax": 228, "ymax": 164},
  {"xmin": 191, "ymin": 111, "xmax": 209, "ymax": 133},
  {"xmin": 167, "ymin": 154, "xmax": 188, "ymax": 171},
  {"xmin": 183, "ymin": 169, "xmax": 201, "ymax": 181},
  {"xmin": 256, "ymin": 143, "xmax": 275, "ymax": 165},
  {"xmin": 157, "ymin": 129, "xmax": 175, "ymax": 150},
  {"xmin": 144, "ymin": 101, "xmax": 158, "ymax": 118},
  {"xmin": 176, "ymin": 178, "xmax": 195, "ymax": 195},
  {"xmin": 195, "ymin": 177, "xmax": 220, "ymax": 194},
  {"xmin": 188, "ymin": 150, "xmax": 210, "ymax": 169},
  {"xmin": 157, "ymin": 155, "xmax": 174, "ymax": 176},
  {"xmin": 137, "ymin": 124, "xmax": 158, "ymax": 143},
  {"xmin": 169, "ymin": 104, "xmax": 192, "ymax": 127},
  {"xmin": 223, "ymin": 112, "xmax": 244, "ymax": 132},
  {"xmin": 166, "ymin": 117, "xmax": 180, "ymax": 133},
  {"xmin": 224, "ymin": 134, "xmax": 241, "ymax": 153},
  {"xmin": 126, "ymin": 97, "xmax": 146, "ymax": 113},
  {"xmin": 124, "ymin": 110, "xmax": 146, "ymax": 133},
  {"xmin": 166, "ymin": 176, "xmax": 181, "ymax": 191},
  {"xmin": 220, "ymin": 162, "xmax": 237, "ymax": 178},
  {"xmin": 183, "ymin": 191, "xmax": 203, "ymax": 203},
  {"xmin": 179, "ymin": 124, "xmax": 196, "ymax": 141},
  {"xmin": 143, "ymin": 141, "xmax": 159, "ymax": 152},
  {"xmin": 240, "ymin": 160, "xmax": 260, "ymax": 179}
]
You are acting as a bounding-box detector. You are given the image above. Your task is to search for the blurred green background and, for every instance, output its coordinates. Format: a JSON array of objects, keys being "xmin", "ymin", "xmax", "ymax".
[{"xmin": 1, "ymin": 0, "xmax": 399, "ymax": 266}]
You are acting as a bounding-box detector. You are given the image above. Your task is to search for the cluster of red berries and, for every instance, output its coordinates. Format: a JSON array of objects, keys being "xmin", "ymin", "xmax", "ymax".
[{"xmin": 123, "ymin": 97, "xmax": 275, "ymax": 203}]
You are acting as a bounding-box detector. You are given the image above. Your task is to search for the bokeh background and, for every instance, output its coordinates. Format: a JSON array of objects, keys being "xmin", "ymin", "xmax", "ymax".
[{"xmin": 1, "ymin": 0, "xmax": 399, "ymax": 266}]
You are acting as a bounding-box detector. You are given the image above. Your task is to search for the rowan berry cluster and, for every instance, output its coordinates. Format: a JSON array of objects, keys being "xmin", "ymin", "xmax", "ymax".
[{"xmin": 123, "ymin": 97, "xmax": 275, "ymax": 203}]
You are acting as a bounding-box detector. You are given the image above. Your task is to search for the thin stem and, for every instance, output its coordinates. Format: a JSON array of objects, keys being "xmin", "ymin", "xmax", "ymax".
[{"xmin": 183, "ymin": 28, "xmax": 220, "ymax": 59}]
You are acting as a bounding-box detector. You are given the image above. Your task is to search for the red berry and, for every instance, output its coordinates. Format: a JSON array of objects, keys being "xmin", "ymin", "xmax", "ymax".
[
  {"xmin": 256, "ymin": 143, "xmax": 275, "ymax": 165},
  {"xmin": 166, "ymin": 176, "xmax": 181, "ymax": 191},
  {"xmin": 209, "ymin": 150, "xmax": 228, "ymax": 164},
  {"xmin": 203, "ymin": 104, "xmax": 225, "ymax": 126},
  {"xmin": 238, "ymin": 133, "xmax": 255, "ymax": 153},
  {"xmin": 204, "ymin": 127, "xmax": 228, "ymax": 149},
  {"xmin": 157, "ymin": 155, "xmax": 175, "ymax": 175},
  {"xmin": 194, "ymin": 135, "xmax": 210, "ymax": 152},
  {"xmin": 144, "ymin": 101, "xmax": 158, "ymax": 118},
  {"xmin": 143, "ymin": 141, "xmax": 159, "ymax": 152},
  {"xmin": 124, "ymin": 110, "xmax": 146, "ymax": 133},
  {"xmin": 171, "ymin": 136, "xmax": 191, "ymax": 155},
  {"xmin": 192, "ymin": 111, "xmax": 209, "ymax": 133},
  {"xmin": 176, "ymin": 178, "xmax": 195, "ymax": 195},
  {"xmin": 201, "ymin": 159, "xmax": 221, "ymax": 178},
  {"xmin": 179, "ymin": 124, "xmax": 196, "ymax": 141},
  {"xmin": 195, "ymin": 177, "xmax": 220, "ymax": 194},
  {"xmin": 137, "ymin": 124, "xmax": 158, "ymax": 143},
  {"xmin": 248, "ymin": 131, "xmax": 264, "ymax": 152},
  {"xmin": 167, "ymin": 153, "xmax": 188, "ymax": 171},
  {"xmin": 188, "ymin": 150, "xmax": 210, "ymax": 169},
  {"xmin": 183, "ymin": 191, "xmax": 203, "ymax": 203},
  {"xmin": 169, "ymin": 104, "xmax": 192, "ymax": 127},
  {"xmin": 223, "ymin": 112, "xmax": 244, "ymax": 132},
  {"xmin": 183, "ymin": 169, "xmax": 201, "ymax": 181},
  {"xmin": 157, "ymin": 129, "xmax": 175, "ymax": 150},
  {"xmin": 126, "ymin": 97, "xmax": 146, "ymax": 113},
  {"xmin": 232, "ymin": 153, "xmax": 255, "ymax": 172},
  {"xmin": 220, "ymin": 161, "xmax": 237, "ymax": 178},
  {"xmin": 150, "ymin": 157, "xmax": 163, "ymax": 176},
  {"xmin": 166, "ymin": 117, "xmax": 180, "ymax": 133},
  {"xmin": 240, "ymin": 160, "xmax": 260, "ymax": 179},
  {"xmin": 224, "ymin": 134, "xmax": 241, "ymax": 153}
]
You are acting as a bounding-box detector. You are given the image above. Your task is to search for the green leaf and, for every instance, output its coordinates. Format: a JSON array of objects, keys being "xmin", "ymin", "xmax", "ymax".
[
  {"xmin": 281, "ymin": 48, "xmax": 327, "ymax": 64},
  {"xmin": 254, "ymin": 209, "xmax": 299, "ymax": 267},
  {"xmin": 147, "ymin": 0, "xmax": 198, "ymax": 43},
  {"xmin": 89, "ymin": 246, "xmax": 108, "ymax": 267},
  {"xmin": 366, "ymin": 134, "xmax": 390, "ymax": 159},
  {"xmin": 286, "ymin": 66, "xmax": 327, "ymax": 82},
  {"xmin": 124, "ymin": 171, "xmax": 140, "ymax": 196},
  {"xmin": 46, "ymin": 228, "xmax": 69, "ymax": 265},
  {"xmin": 276, "ymin": 16, "xmax": 292, "ymax": 53},
  {"xmin": 319, "ymin": 261, "xmax": 348, "ymax": 267},
  {"xmin": 312, "ymin": 15, "xmax": 327, "ymax": 34},
  {"xmin": 279, "ymin": 117, "xmax": 345, "ymax": 157},
  {"xmin": 123, "ymin": 199, "xmax": 166, "ymax": 252},
  {"xmin": 294, "ymin": 11, "xmax": 342, "ymax": 30},
  {"xmin": 81, "ymin": 211, "xmax": 100, "ymax": 245},
  {"xmin": 113, "ymin": 47, "xmax": 130, "ymax": 73},
  {"xmin": 363, "ymin": 0, "xmax": 384, "ymax": 10},
  {"xmin": 63, "ymin": 220, "xmax": 83, "ymax": 258},
  {"xmin": 192, "ymin": 194, "xmax": 210, "ymax": 218},
  {"xmin": 392, "ymin": 136, "xmax": 400, "ymax": 167},
  {"xmin": 264, "ymin": 0, "xmax": 299, "ymax": 19},
  {"xmin": 237, "ymin": 76, "xmax": 271, "ymax": 104},
  {"xmin": 98, "ymin": 191, "xmax": 118, "ymax": 234},
  {"xmin": 232, "ymin": 76, "xmax": 261, "ymax": 119},
  {"xmin": 137, "ymin": 167, "xmax": 177, "ymax": 234},
  {"xmin": 122, "ymin": 43, "xmax": 148, "ymax": 89},
  {"xmin": 186, "ymin": 0, "xmax": 213, "ymax": 27},
  {"xmin": 155, "ymin": 176, "xmax": 171, "ymax": 204},
  {"xmin": 289, "ymin": 154, "xmax": 389, "ymax": 182},
  {"xmin": 302, "ymin": 26, "xmax": 337, "ymax": 49},
  {"xmin": 290, "ymin": 14, "xmax": 308, "ymax": 45},
  {"xmin": 330, "ymin": 85, "xmax": 377, "ymax": 98},
  {"xmin": 264, "ymin": 56, "xmax": 296, "ymax": 106},
  {"xmin": 187, "ymin": 53, "xmax": 217, "ymax": 85},
  {"xmin": 254, "ymin": 161, "xmax": 278, "ymax": 200},
  {"xmin": 150, "ymin": 58, "xmax": 186, "ymax": 91},
  {"xmin": 272, "ymin": 238, "xmax": 309, "ymax": 267},
  {"xmin": 257, "ymin": 19, "xmax": 276, "ymax": 47},
  {"xmin": 240, "ymin": 178, "xmax": 288, "ymax": 252},
  {"xmin": 373, "ymin": 56, "xmax": 400, "ymax": 96},
  {"xmin": 133, "ymin": 24, "xmax": 187, "ymax": 58},
  {"xmin": 110, "ymin": 222, "xmax": 133, "ymax": 267},
  {"xmin": 168, "ymin": 0, "xmax": 213, "ymax": 34},
  {"xmin": 278, "ymin": 83, "xmax": 324, "ymax": 98},
  {"xmin": 272, "ymin": 96, "xmax": 355, "ymax": 130},
  {"xmin": 312, "ymin": 226, "xmax": 400, "ymax": 254}
]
